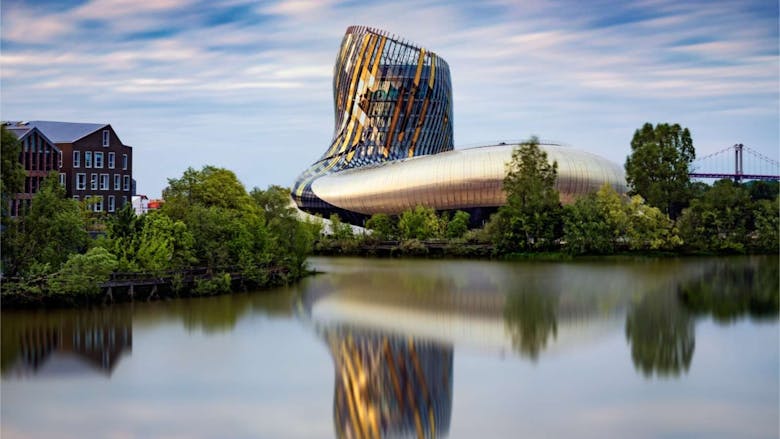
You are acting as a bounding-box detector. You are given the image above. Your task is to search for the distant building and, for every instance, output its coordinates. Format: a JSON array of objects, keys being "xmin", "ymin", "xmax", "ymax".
[
  {"xmin": 4, "ymin": 123, "xmax": 63, "ymax": 217},
  {"xmin": 132, "ymin": 195, "xmax": 149, "ymax": 216},
  {"xmin": 7, "ymin": 121, "xmax": 134, "ymax": 214}
]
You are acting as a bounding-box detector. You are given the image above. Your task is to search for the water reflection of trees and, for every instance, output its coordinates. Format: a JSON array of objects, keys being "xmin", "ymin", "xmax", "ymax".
[
  {"xmin": 625, "ymin": 256, "xmax": 778, "ymax": 378},
  {"xmin": 625, "ymin": 292, "xmax": 695, "ymax": 378},
  {"xmin": 678, "ymin": 259, "xmax": 779, "ymax": 322},
  {"xmin": 323, "ymin": 328, "xmax": 453, "ymax": 438},
  {"xmin": 503, "ymin": 288, "xmax": 558, "ymax": 360}
]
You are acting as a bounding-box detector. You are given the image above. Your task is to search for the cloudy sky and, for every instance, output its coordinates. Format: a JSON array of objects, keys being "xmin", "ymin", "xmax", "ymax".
[{"xmin": 2, "ymin": 0, "xmax": 778, "ymax": 197}]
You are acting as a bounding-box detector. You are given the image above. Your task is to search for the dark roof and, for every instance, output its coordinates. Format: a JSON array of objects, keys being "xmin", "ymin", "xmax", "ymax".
[
  {"xmin": 27, "ymin": 120, "xmax": 108, "ymax": 143},
  {"xmin": 3, "ymin": 123, "xmax": 61, "ymax": 152}
]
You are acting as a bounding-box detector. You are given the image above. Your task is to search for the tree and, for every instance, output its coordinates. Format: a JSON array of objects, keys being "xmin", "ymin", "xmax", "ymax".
[
  {"xmin": 446, "ymin": 210, "xmax": 470, "ymax": 239},
  {"xmin": 365, "ymin": 213, "xmax": 396, "ymax": 240},
  {"xmin": 490, "ymin": 136, "xmax": 562, "ymax": 252},
  {"xmin": 398, "ymin": 206, "xmax": 440, "ymax": 240},
  {"xmin": 677, "ymin": 180, "xmax": 752, "ymax": 252},
  {"xmin": 625, "ymin": 123, "xmax": 695, "ymax": 218},
  {"xmin": 1, "ymin": 174, "xmax": 87, "ymax": 275},
  {"xmin": 49, "ymin": 247, "xmax": 118, "ymax": 297},
  {"xmin": 162, "ymin": 166, "xmax": 253, "ymax": 218},
  {"xmin": 1, "ymin": 126, "xmax": 26, "ymax": 220}
]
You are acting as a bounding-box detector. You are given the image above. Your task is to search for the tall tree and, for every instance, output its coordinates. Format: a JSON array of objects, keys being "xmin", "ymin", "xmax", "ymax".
[
  {"xmin": 625, "ymin": 123, "xmax": 695, "ymax": 218},
  {"xmin": 490, "ymin": 136, "xmax": 562, "ymax": 252},
  {"xmin": 1, "ymin": 126, "xmax": 26, "ymax": 220}
]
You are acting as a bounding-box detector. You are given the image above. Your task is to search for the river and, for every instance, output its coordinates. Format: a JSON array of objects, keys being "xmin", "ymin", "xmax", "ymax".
[{"xmin": 2, "ymin": 255, "xmax": 778, "ymax": 438}]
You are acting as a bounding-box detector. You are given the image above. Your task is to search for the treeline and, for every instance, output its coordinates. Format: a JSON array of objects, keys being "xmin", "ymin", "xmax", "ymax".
[
  {"xmin": 1, "ymin": 164, "xmax": 320, "ymax": 304},
  {"xmin": 326, "ymin": 131, "xmax": 778, "ymax": 256}
]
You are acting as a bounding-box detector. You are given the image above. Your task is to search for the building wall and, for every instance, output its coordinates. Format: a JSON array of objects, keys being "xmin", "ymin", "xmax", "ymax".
[
  {"xmin": 10, "ymin": 130, "xmax": 62, "ymax": 217},
  {"xmin": 60, "ymin": 126, "xmax": 133, "ymax": 213}
]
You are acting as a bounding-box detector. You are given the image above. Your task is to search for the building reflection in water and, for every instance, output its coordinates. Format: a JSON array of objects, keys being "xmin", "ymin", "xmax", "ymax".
[
  {"xmin": 323, "ymin": 328, "xmax": 453, "ymax": 439},
  {"xmin": 2, "ymin": 308, "xmax": 132, "ymax": 377}
]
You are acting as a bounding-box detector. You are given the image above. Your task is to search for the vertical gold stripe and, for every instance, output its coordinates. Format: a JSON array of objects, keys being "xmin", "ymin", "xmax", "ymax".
[
  {"xmin": 413, "ymin": 48, "xmax": 426, "ymax": 86},
  {"xmin": 428, "ymin": 56, "xmax": 436, "ymax": 89},
  {"xmin": 384, "ymin": 88, "xmax": 404, "ymax": 157}
]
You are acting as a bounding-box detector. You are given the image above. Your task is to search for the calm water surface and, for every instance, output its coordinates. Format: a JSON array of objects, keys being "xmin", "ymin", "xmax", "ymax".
[{"xmin": 2, "ymin": 256, "xmax": 778, "ymax": 439}]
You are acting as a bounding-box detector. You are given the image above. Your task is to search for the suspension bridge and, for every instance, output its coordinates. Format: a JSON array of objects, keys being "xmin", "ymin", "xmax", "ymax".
[{"xmin": 689, "ymin": 144, "xmax": 779, "ymax": 182}]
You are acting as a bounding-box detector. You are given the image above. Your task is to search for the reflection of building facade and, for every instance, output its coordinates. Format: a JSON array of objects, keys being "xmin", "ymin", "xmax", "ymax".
[
  {"xmin": 5, "ymin": 312, "xmax": 132, "ymax": 377},
  {"xmin": 324, "ymin": 328, "xmax": 452, "ymax": 438},
  {"xmin": 293, "ymin": 26, "xmax": 626, "ymax": 223}
]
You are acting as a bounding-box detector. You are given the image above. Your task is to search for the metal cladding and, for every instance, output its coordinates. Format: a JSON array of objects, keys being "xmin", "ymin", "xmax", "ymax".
[{"xmin": 293, "ymin": 26, "xmax": 627, "ymax": 221}]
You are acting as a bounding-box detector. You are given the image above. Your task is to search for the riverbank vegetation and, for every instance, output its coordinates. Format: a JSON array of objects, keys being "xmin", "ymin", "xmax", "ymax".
[{"xmin": 1, "ymin": 157, "xmax": 321, "ymax": 306}]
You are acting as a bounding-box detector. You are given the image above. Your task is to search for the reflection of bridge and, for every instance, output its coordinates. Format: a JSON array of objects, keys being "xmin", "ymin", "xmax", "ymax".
[{"xmin": 689, "ymin": 144, "xmax": 780, "ymax": 181}]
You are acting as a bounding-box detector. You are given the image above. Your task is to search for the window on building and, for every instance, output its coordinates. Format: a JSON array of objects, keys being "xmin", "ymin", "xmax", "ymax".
[
  {"xmin": 122, "ymin": 154, "xmax": 128, "ymax": 170},
  {"xmin": 108, "ymin": 152, "xmax": 115, "ymax": 169},
  {"xmin": 108, "ymin": 195, "xmax": 115, "ymax": 212},
  {"xmin": 58, "ymin": 151, "xmax": 63, "ymax": 168},
  {"xmin": 114, "ymin": 174, "xmax": 121, "ymax": 190},
  {"xmin": 91, "ymin": 173, "xmax": 98, "ymax": 190},
  {"xmin": 59, "ymin": 173, "xmax": 66, "ymax": 187},
  {"xmin": 94, "ymin": 152, "xmax": 104, "ymax": 168},
  {"xmin": 123, "ymin": 175, "xmax": 130, "ymax": 191},
  {"xmin": 76, "ymin": 173, "xmax": 86, "ymax": 190},
  {"xmin": 93, "ymin": 196, "xmax": 103, "ymax": 212},
  {"xmin": 103, "ymin": 130, "xmax": 110, "ymax": 147},
  {"xmin": 100, "ymin": 174, "xmax": 109, "ymax": 190},
  {"xmin": 73, "ymin": 151, "xmax": 81, "ymax": 168},
  {"xmin": 85, "ymin": 151, "xmax": 92, "ymax": 168}
]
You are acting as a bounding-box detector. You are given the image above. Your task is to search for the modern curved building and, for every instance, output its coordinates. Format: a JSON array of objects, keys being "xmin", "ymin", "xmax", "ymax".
[{"xmin": 293, "ymin": 26, "xmax": 626, "ymax": 223}]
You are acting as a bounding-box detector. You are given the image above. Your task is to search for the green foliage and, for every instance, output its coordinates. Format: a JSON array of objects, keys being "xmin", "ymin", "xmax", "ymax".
[
  {"xmin": 746, "ymin": 180, "xmax": 779, "ymax": 202},
  {"xmin": 625, "ymin": 122, "xmax": 695, "ymax": 218},
  {"xmin": 365, "ymin": 213, "xmax": 397, "ymax": 240},
  {"xmin": 398, "ymin": 205, "xmax": 441, "ymax": 240},
  {"xmin": 752, "ymin": 198, "xmax": 779, "ymax": 253},
  {"xmin": 1, "ymin": 126, "xmax": 26, "ymax": 220},
  {"xmin": 1, "ymin": 174, "xmax": 88, "ymax": 275},
  {"xmin": 491, "ymin": 137, "xmax": 562, "ymax": 252},
  {"xmin": 563, "ymin": 185, "xmax": 680, "ymax": 254},
  {"xmin": 193, "ymin": 273, "xmax": 233, "ymax": 295},
  {"xmin": 446, "ymin": 211, "xmax": 470, "ymax": 239},
  {"xmin": 49, "ymin": 247, "xmax": 118, "ymax": 296},
  {"xmin": 677, "ymin": 180, "xmax": 753, "ymax": 252},
  {"xmin": 329, "ymin": 213, "xmax": 354, "ymax": 241},
  {"xmin": 251, "ymin": 185, "xmax": 318, "ymax": 277},
  {"xmin": 162, "ymin": 166, "xmax": 253, "ymax": 217}
]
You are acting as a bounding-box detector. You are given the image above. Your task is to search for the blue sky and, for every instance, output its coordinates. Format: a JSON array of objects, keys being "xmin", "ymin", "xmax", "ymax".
[{"xmin": 2, "ymin": 0, "xmax": 778, "ymax": 197}]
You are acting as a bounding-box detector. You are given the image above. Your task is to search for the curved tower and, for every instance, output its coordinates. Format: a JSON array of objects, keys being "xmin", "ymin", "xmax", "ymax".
[{"xmin": 293, "ymin": 25, "xmax": 454, "ymax": 218}]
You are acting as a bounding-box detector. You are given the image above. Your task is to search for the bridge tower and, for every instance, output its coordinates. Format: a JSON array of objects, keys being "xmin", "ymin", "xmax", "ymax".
[{"xmin": 734, "ymin": 143, "xmax": 743, "ymax": 182}]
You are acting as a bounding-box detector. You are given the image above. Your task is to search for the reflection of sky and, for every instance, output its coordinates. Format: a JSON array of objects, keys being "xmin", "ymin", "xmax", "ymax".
[
  {"xmin": 2, "ymin": 257, "xmax": 778, "ymax": 439},
  {"xmin": 2, "ymin": 319, "xmax": 335, "ymax": 439},
  {"xmin": 451, "ymin": 320, "xmax": 778, "ymax": 439}
]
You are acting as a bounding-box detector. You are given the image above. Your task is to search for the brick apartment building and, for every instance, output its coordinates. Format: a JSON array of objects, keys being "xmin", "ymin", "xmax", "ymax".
[{"xmin": 7, "ymin": 121, "xmax": 134, "ymax": 214}]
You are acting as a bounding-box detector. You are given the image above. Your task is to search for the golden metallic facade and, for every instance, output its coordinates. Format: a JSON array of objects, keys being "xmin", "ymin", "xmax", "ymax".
[{"xmin": 293, "ymin": 26, "xmax": 627, "ymax": 222}]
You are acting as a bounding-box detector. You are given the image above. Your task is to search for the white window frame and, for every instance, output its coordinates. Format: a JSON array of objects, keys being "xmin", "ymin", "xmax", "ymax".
[
  {"xmin": 123, "ymin": 175, "xmax": 130, "ymax": 191},
  {"xmin": 85, "ymin": 151, "xmax": 92, "ymax": 168},
  {"xmin": 103, "ymin": 130, "xmax": 110, "ymax": 147},
  {"xmin": 94, "ymin": 152, "xmax": 104, "ymax": 168},
  {"xmin": 122, "ymin": 154, "xmax": 128, "ymax": 170},
  {"xmin": 108, "ymin": 152, "xmax": 115, "ymax": 169},
  {"xmin": 108, "ymin": 195, "xmax": 115, "ymax": 212},
  {"xmin": 76, "ymin": 173, "xmax": 86, "ymax": 190},
  {"xmin": 59, "ymin": 173, "xmax": 66, "ymax": 187},
  {"xmin": 93, "ymin": 196, "xmax": 103, "ymax": 212},
  {"xmin": 91, "ymin": 173, "xmax": 98, "ymax": 190},
  {"xmin": 114, "ymin": 174, "xmax": 121, "ymax": 190},
  {"xmin": 73, "ymin": 151, "xmax": 81, "ymax": 168},
  {"xmin": 100, "ymin": 173, "xmax": 109, "ymax": 190}
]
